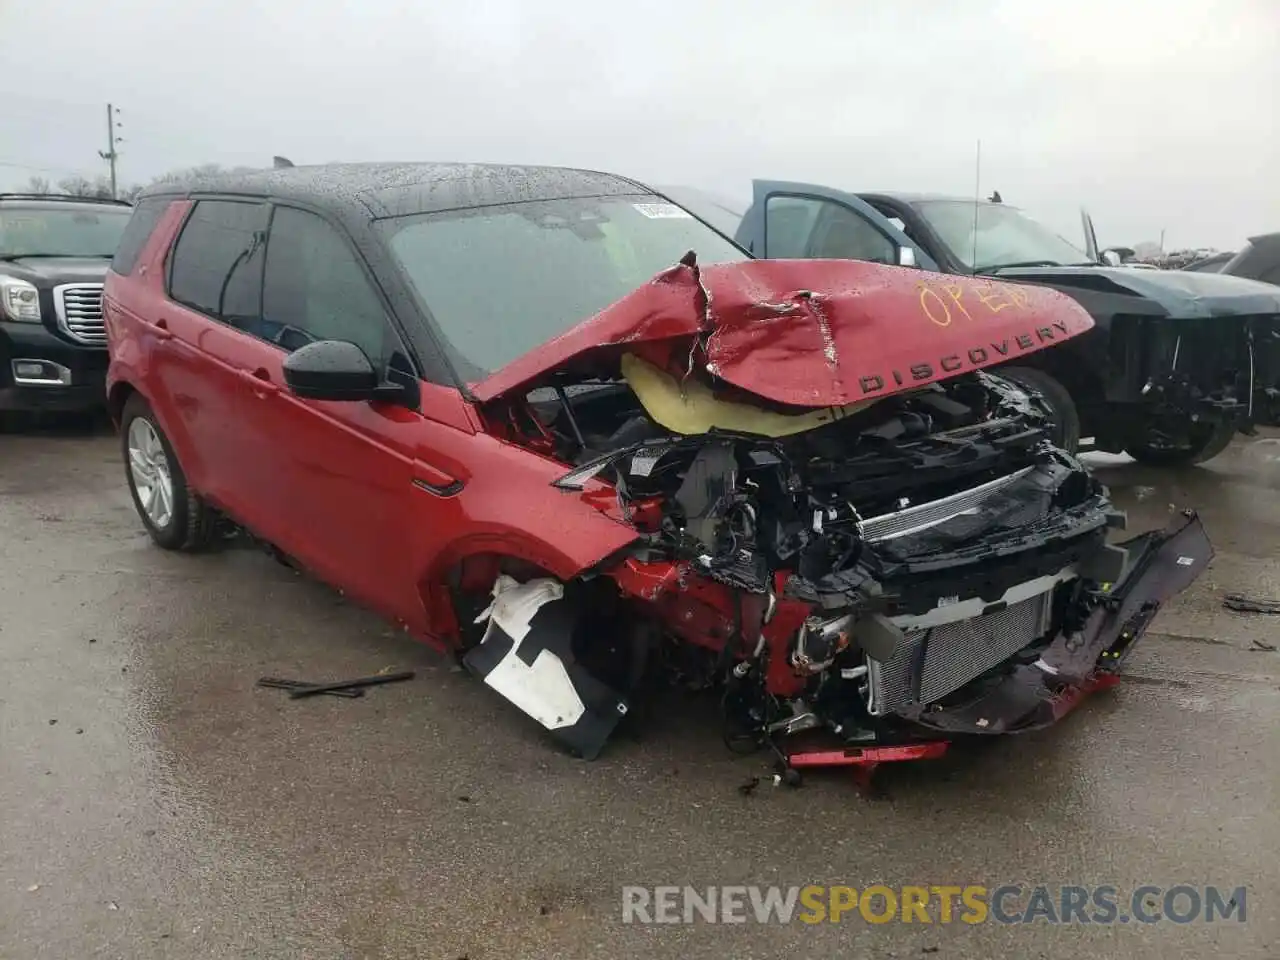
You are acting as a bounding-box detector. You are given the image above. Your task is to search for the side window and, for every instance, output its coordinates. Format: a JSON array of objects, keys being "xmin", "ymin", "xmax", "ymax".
[
  {"xmin": 763, "ymin": 196, "xmax": 820, "ymax": 258},
  {"xmin": 766, "ymin": 195, "xmax": 896, "ymax": 264},
  {"xmin": 168, "ymin": 200, "xmax": 265, "ymax": 328},
  {"xmin": 110, "ymin": 197, "xmax": 170, "ymax": 275},
  {"xmin": 261, "ymin": 207, "xmax": 394, "ymax": 364}
]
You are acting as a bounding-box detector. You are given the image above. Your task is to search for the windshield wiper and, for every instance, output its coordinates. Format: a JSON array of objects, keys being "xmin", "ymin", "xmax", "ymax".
[{"xmin": 974, "ymin": 260, "xmax": 1063, "ymax": 273}]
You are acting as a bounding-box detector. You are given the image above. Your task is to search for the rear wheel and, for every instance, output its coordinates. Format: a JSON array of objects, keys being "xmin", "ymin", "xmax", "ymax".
[
  {"xmin": 1126, "ymin": 419, "xmax": 1235, "ymax": 467},
  {"xmin": 121, "ymin": 394, "xmax": 216, "ymax": 551},
  {"xmin": 997, "ymin": 366, "xmax": 1081, "ymax": 453}
]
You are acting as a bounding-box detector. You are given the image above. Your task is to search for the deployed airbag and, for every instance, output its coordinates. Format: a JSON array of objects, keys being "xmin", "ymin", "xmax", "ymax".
[{"xmin": 621, "ymin": 352, "xmax": 876, "ymax": 437}]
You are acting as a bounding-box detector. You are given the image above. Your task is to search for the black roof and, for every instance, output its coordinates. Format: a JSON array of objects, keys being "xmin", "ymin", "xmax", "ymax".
[
  {"xmin": 0, "ymin": 193, "xmax": 132, "ymax": 208},
  {"xmin": 138, "ymin": 162, "xmax": 658, "ymax": 219}
]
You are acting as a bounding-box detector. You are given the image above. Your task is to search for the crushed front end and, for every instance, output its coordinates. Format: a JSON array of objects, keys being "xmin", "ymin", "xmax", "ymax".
[
  {"xmin": 1105, "ymin": 311, "xmax": 1280, "ymax": 434},
  {"xmin": 464, "ymin": 258, "xmax": 1213, "ymax": 768}
]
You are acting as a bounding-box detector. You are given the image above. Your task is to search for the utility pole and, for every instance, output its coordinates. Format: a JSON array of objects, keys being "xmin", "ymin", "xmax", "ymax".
[{"xmin": 98, "ymin": 103, "xmax": 121, "ymax": 199}]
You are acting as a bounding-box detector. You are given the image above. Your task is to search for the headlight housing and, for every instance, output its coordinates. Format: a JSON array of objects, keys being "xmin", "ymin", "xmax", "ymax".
[{"xmin": 0, "ymin": 277, "xmax": 42, "ymax": 323}]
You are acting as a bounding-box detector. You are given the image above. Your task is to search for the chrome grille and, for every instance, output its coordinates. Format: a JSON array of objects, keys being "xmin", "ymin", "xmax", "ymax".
[
  {"xmin": 859, "ymin": 467, "xmax": 1034, "ymax": 543},
  {"xmin": 53, "ymin": 283, "xmax": 106, "ymax": 344},
  {"xmin": 867, "ymin": 590, "xmax": 1053, "ymax": 716}
]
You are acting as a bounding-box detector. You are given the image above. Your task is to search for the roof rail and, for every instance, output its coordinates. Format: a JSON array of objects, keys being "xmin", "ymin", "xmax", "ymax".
[{"xmin": 0, "ymin": 193, "xmax": 133, "ymax": 206}]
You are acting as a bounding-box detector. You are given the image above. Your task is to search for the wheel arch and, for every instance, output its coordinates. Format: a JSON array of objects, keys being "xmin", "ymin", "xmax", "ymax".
[{"xmin": 415, "ymin": 530, "xmax": 640, "ymax": 650}]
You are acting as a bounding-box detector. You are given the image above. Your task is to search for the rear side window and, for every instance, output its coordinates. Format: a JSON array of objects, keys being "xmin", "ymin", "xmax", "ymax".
[
  {"xmin": 110, "ymin": 198, "xmax": 170, "ymax": 275},
  {"xmin": 168, "ymin": 200, "xmax": 266, "ymax": 326}
]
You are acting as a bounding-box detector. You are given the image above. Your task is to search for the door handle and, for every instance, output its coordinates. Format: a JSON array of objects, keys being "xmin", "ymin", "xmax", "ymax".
[
  {"xmin": 238, "ymin": 367, "xmax": 280, "ymax": 397},
  {"xmin": 152, "ymin": 317, "xmax": 173, "ymax": 341}
]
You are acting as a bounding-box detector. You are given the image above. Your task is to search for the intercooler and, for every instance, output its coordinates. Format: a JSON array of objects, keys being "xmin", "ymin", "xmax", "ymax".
[{"xmin": 866, "ymin": 589, "xmax": 1055, "ymax": 716}]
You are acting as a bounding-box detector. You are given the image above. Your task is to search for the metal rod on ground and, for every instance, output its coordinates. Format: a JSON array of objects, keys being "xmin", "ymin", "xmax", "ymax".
[
  {"xmin": 256, "ymin": 677, "xmax": 364, "ymax": 698},
  {"xmin": 286, "ymin": 671, "xmax": 416, "ymax": 699}
]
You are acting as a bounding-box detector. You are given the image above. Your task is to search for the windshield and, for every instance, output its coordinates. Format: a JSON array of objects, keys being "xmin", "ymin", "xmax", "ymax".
[
  {"xmin": 0, "ymin": 204, "xmax": 133, "ymax": 258},
  {"xmin": 381, "ymin": 195, "xmax": 746, "ymax": 379},
  {"xmin": 912, "ymin": 199, "xmax": 1091, "ymax": 272}
]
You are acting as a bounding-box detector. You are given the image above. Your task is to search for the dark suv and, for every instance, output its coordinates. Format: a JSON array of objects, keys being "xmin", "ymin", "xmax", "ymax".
[
  {"xmin": 666, "ymin": 181, "xmax": 1280, "ymax": 466},
  {"xmin": 0, "ymin": 193, "xmax": 134, "ymax": 413}
]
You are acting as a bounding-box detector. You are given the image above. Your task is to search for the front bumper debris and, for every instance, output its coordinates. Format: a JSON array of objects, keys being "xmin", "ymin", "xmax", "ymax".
[{"xmin": 898, "ymin": 510, "xmax": 1211, "ymax": 736}]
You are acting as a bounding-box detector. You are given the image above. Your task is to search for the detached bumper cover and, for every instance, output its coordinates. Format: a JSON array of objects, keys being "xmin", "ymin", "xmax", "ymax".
[
  {"xmin": 462, "ymin": 575, "xmax": 629, "ymax": 760},
  {"xmin": 901, "ymin": 511, "xmax": 1212, "ymax": 735}
]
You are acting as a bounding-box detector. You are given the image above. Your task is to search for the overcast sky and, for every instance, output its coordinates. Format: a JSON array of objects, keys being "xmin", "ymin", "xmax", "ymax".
[{"xmin": 3, "ymin": 0, "xmax": 1276, "ymax": 250}]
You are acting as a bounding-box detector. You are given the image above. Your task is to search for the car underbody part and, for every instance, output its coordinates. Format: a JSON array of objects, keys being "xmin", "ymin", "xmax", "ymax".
[{"xmin": 462, "ymin": 575, "xmax": 630, "ymax": 760}]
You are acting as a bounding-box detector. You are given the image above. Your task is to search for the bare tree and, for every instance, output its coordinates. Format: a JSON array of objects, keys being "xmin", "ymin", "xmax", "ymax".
[
  {"xmin": 56, "ymin": 174, "xmax": 114, "ymax": 199},
  {"xmin": 144, "ymin": 163, "xmax": 262, "ymax": 190},
  {"xmin": 24, "ymin": 176, "xmax": 52, "ymax": 195}
]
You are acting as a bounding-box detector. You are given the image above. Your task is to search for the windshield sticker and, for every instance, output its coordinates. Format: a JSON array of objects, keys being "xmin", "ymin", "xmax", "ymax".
[
  {"xmin": 632, "ymin": 203, "xmax": 693, "ymax": 220},
  {"xmin": 630, "ymin": 451, "xmax": 664, "ymax": 477}
]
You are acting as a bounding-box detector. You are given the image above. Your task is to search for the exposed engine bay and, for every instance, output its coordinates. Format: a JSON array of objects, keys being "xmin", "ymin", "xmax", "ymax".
[{"xmin": 462, "ymin": 262, "xmax": 1212, "ymax": 770}]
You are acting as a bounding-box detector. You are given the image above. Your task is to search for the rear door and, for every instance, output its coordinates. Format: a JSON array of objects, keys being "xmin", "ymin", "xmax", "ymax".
[
  {"xmin": 158, "ymin": 198, "xmax": 271, "ymax": 520},
  {"xmin": 735, "ymin": 179, "xmax": 937, "ymax": 270}
]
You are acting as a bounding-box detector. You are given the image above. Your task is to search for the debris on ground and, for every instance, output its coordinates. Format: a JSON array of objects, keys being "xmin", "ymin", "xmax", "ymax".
[
  {"xmin": 1223, "ymin": 593, "xmax": 1280, "ymax": 614},
  {"xmin": 257, "ymin": 670, "xmax": 415, "ymax": 699},
  {"xmin": 257, "ymin": 677, "xmax": 364, "ymax": 698},
  {"xmin": 1249, "ymin": 640, "xmax": 1277, "ymax": 652}
]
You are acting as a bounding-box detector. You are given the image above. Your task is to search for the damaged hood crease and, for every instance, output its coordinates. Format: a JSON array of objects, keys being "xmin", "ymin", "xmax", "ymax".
[{"xmin": 472, "ymin": 258, "xmax": 1095, "ymax": 406}]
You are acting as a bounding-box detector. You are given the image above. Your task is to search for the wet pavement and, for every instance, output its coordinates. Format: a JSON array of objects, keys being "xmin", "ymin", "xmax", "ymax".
[{"xmin": 2, "ymin": 418, "xmax": 1277, "ymax": 959}]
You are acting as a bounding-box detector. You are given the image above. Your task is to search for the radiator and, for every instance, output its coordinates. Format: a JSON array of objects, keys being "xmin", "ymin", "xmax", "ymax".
[{"xmin": 866, "ymin": 590, "xmax": 1054, "ymax": 716}]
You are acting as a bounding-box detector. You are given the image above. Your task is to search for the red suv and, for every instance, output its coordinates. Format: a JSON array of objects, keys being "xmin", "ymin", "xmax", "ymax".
[{"xmin": 104, "ymin": 163, "xmax": 1209, "ymax": 769}]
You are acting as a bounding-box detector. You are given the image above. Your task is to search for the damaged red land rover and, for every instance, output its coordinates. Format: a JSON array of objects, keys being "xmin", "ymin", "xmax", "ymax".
[{"xmin": 105, "ymin": 163, "xmax": 1211, "ymax": 774}]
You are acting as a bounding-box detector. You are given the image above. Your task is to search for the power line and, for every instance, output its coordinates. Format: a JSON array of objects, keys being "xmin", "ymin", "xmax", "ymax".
[{"xmin": 0, "ymin": 159, "xmax": 93, "ymax": 176}]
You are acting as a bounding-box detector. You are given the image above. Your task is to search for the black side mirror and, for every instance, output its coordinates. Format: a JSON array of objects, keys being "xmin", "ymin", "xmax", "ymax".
[{"xmin": 282, "ymin": 340, "xmax": 381, "ymax": 402}]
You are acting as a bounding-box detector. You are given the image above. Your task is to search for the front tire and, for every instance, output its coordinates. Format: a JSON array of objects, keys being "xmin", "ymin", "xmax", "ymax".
[
  {"xmin": 1126, "ymin": 419, "xmax": 1235, "ymax": 467},
  {"xmin": 997, "ymin": 366, "xmax": 1081, "ymax": 453},
  {"xmin": 121, "ymin": 394, "xmax": 216, "ymax": 551}
]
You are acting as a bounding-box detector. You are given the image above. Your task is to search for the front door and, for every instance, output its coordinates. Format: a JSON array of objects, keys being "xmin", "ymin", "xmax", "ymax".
[
  {"xmin": 225, "ymin": 203, "xmax": 437, "ymax": 630},
  {"xmin": 735, "ymin": 179, "xmax": 937, "ymax": 270}
]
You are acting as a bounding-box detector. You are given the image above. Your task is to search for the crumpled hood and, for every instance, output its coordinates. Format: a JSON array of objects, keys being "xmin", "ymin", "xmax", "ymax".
[
  {"xmin": 993, "ymin": 264, "xmax": 1280, "ymax": 319},
  {"xmin": 472, "ymin": 258, "xmax": 1094, "ymax": 407}
]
